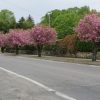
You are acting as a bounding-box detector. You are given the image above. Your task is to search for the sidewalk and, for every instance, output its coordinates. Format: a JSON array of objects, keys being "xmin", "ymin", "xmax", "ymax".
[
  {"xmin": 2, "ymin": 53, "xmax": 100, "ymax": 66},
  {"xmin": 0, "ymin": 68, "xmax": 62, "ymax": 100},
  {"xmin": 19, "ymin": 54, "xmax": 100, "ymax": 66}
]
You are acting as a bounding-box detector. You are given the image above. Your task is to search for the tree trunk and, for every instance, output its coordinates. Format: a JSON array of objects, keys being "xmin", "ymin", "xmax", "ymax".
[
  {"xmin": 37, "ymin": 44, "xmax": 43, "ymax": 57},
  {"xmin": 1, "ymin": 47, "xmax": 5, "ymax": 53},
  {"xmin": 15, "ymin": 45, "xmax": 19, "ymax": 55},
  {"xmin": 92, "ymin": 42, "xmax": 97, "ymax": 61}
]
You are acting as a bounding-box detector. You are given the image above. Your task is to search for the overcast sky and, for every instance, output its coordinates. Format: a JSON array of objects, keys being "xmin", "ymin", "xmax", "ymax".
[{"xmin": 0, "ymin": 0, "xmax": 100, "ymax": 23}]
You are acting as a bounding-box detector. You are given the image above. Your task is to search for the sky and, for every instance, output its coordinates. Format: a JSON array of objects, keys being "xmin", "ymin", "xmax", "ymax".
[{"xmin": 0, "ymin": 0, "xmax": 100, "ymax": 23}]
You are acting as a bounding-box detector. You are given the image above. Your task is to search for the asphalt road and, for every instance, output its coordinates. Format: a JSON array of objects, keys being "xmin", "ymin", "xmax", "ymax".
[
  {"xmin": 0, "ymin": 54, "xmax": 100, "ymax": 100},
  {"xmin": 0, "ymin": 68, "xmax": 63, "ymax": 100}
]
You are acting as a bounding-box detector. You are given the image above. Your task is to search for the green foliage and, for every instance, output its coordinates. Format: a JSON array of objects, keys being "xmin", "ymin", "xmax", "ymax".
[
  {"xmin": 43, "ymin": 44, "xmax": 58, "ymax": 51},
  {"xmin": 77, "ymin": 41, "xmax": 93, "ymax": 52},
  {"xmin": 20, "ymin": 45, "xmax": 36, "ymax": 54},
  {"xmin": 25, "ymin": 15, "xmax": 35, "ymax": 28},
  {"xmin": 0, "ymin": 9, "xmax": 16, "ymax": 33},
  {"xmin": 17, "ymin": 17, "xmax": 25, "ymax": 29},
  {"xmin": 17, "ymin": 15, "xmax": 34, "ymax": 29},
  {"xmin": 77, "ymin": 41, "xmax": 100, "ymax": 52},
  {"xmin": 43, "ymin": 44, "xmax": 59, "ymax": 56},
  {"xmin": 41, "ymin": 9, "xmax": 61, "ymax": 26},
  {"xmin": 54, "ymin": 12, "xmax": 80, "ymax": 39},
  {"xmin": 41, "ymin": 6, "xmax": 91, "ymax": 39}
]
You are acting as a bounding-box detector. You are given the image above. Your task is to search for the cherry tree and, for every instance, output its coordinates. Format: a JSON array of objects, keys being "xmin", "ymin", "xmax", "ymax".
[
  {"xmin": 8, "ymin": 29, "xmax": 33, "ymax": 55},
  {"xmin": 0, "ymin": 33, "xmax": 8, "ymax": 53},
  {"xmin": 75, "ymin": 13, "xmax": 100, "ymax": 61},
  {"xmin": 31, "ymin": 26, "xmax": 57, "ymax": 57}
]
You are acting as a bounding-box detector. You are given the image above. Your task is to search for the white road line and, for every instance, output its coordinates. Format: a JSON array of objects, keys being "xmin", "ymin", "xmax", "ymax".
[{"xmin": 0, "ymin": 66, "xmax": 77, "ymax": 100}]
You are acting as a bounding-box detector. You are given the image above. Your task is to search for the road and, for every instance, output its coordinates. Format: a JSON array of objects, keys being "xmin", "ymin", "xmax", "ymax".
[{"xmin": 0, "ymin": 54, "xmax": 100, "ymax": 100}]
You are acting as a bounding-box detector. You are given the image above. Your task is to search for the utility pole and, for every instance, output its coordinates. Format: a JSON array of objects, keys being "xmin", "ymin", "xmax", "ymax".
[{"xmin": 48, "ymin": 12, "xmax": 52, "ymax": 27}]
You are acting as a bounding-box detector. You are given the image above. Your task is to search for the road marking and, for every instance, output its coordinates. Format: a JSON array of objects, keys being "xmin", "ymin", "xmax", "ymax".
[{"xmin": 0, "ymin": 66, "xmax": 77, "ymax": 100}]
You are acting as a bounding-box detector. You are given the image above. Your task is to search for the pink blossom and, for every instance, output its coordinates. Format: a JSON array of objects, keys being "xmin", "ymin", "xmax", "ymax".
[
  {"xmin": 31, "ymin": 26, "xmax": 57, "ymax": 45},
  {"xmin": 0, "ymin": 34, "xmax": 8, "ymax": 47},
  {"xmin": 75, "ymin": 14, "xmax": 100, "ymax": 42},
  {"xmin": 8, "ymin": 29, "xmax": 34, "ymax": 47}
]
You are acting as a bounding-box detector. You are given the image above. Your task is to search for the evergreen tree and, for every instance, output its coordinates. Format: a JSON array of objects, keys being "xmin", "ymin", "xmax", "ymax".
[
  {"xmin": 17, "ymin": 15, "xmax": 34, "ymax": 29},
  {"xmin": 17, "ymin": 17, "xmax": 25, "ymax": 29}
]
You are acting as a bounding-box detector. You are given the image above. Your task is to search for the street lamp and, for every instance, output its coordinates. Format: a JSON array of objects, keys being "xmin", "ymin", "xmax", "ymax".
[{"xmin": 48, "ymin": 12, "xmax": 52, "ymax": 27}]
